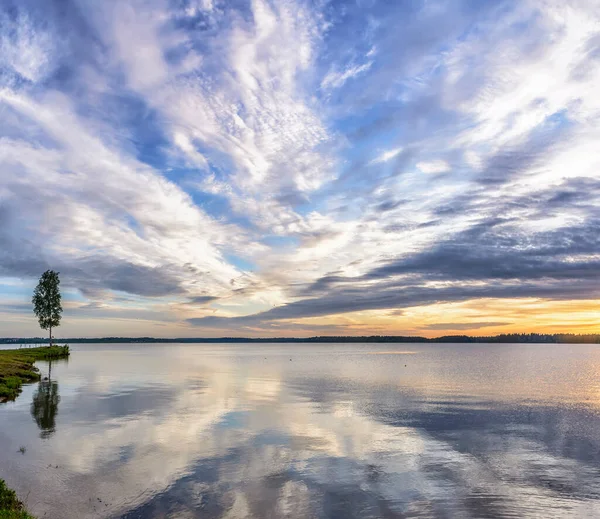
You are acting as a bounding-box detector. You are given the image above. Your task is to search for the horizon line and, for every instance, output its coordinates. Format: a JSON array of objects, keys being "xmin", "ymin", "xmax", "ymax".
[{"xmin": 2, "ymin": 332, "xmax": 600, "ymax": 344}]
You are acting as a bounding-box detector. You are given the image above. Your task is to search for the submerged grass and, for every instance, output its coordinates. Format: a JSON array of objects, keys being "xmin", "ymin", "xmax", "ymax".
[
  {"xmin": 0, "ymin": 345, "xmax": 70, "ymax": 401},
  {"xmin": 0, "ymin": 479, "xmax": 35, "ymax": 519}
]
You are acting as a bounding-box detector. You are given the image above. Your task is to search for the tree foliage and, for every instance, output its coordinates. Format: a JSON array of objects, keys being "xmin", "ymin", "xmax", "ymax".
[{"xmin": 32, "ymin": 270, "xmax": 63, "ymax": 345}]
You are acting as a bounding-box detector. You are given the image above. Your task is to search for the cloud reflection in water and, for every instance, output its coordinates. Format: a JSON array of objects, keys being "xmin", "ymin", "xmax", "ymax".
[{"xmin": 0, "ymin": 343, "xmax": 599, "ymax": 518}]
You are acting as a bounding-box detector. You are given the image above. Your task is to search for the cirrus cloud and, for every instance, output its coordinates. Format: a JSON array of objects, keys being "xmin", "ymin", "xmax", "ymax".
[{"xmin": 1, "ymin": 0, "xmax": 600, "ymax": 337}]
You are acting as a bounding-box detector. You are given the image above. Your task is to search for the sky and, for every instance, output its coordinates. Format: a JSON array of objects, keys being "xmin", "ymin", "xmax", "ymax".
[{"xmin": 1, "ymin": 0, "xmax": 600, "ymax": 338}]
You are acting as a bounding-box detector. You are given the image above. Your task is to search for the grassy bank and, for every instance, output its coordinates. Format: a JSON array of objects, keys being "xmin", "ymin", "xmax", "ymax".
[
  {"xmin": 0, "ymin": 345, "xmax": 70, "ymax": 401},
  {"xmin": 0, "ymin": 479, "xmax": 35, "ymax": 519}
]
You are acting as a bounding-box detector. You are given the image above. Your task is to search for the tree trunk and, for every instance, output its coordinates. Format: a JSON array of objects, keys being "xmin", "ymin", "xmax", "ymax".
[{"xmin": 49, "ymin": 326, "xmax": 52, "ymax": 347}]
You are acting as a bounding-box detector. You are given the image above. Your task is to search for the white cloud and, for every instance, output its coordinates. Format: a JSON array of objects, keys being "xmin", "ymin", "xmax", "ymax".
[
  {"xmin": 0, "ymin": 88, "xmax": 247, "ymax": 300},
  {"xmin": 371, "ymin": 147, "xmax": 403, "ymax": 164},
  {"xmin": 0, "ymin": 0, "xmax": 338, "ymax": 321},
  {"xmin": 321, "ymin": 61, "xmax": 373, "ymax": 90},
  {"xmin": 173, "ymin": 132, "xmax": 209, "ymax": 170},
  {"xmin": 448, "ymin": 1, "xmax": 600, "ymax": 152},
  {"xmin": 0, "ymin": 11, "xmax": 58, "ymax": 83},
  {"xmin": 464, "ymin": 150, "xmax": 483, "ymax": 170},
  {"xmin": 416, "ymin": 160, "xmax": 450, "ymax": 174},
  {"xmin": 2, "ymin": 0, "xmax": 600, "ymax": 333}
]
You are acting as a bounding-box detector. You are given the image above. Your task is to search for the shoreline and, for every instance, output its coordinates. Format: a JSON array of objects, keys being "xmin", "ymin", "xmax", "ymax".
[
  {"xmin": 0, "ymin": 346, "xmax": 70, "ymax": 402},
  {"xmin": 0, "ymin": 479, "xmax": 35, "ymax": 519}
]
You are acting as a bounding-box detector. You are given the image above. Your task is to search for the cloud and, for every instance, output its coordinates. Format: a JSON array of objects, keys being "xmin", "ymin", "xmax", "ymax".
[
  {"xmin": 188, "ymin": 207, "xmax": 600, "ymax": 327},
  {"xmin": 0, "ymin": 8, "xmax": 57, "ymax": 83},
  {"xmin": 422, "ymin": 322, "xmax": 511, "ymax": 331},
  {"xmin": 370, "ymin": 147, "xmax": 403, "ymax": 164},
  {"xmin": 187, "ymin": 295, "xmax": 219, "ymax": 304},
  {"xmin": 1, "ymin": 0, "xmax": 600, "ymax": 336},
  {"xmin": 416, "ymin": 160, "xmax": 450, "ymax": 174},
  {"xmin": 321, "ymin": 61, "xmax": 373, "ymax": 91}
]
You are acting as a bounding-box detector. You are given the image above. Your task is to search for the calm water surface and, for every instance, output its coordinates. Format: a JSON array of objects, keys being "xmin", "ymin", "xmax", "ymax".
[{"xmin": 2, "ymin": 343, "xmax": 600, "ymax": 518}]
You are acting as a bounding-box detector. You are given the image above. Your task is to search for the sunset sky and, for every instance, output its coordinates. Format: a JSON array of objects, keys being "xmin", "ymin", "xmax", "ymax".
[{"xmin": 1, "ymin": 0, "xmax": 600, "ymax": 338}]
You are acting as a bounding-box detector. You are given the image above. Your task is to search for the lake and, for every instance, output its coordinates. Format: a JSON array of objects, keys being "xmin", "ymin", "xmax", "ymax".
[{"xmin": 1, "ymin": 343, "xmax": 600, "ymax": 518}]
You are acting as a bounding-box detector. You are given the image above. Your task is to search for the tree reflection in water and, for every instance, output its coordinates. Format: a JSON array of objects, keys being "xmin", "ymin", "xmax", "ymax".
[{"xmin": 31, "ymin": 379, "xmax": 60, "ymax": 439}]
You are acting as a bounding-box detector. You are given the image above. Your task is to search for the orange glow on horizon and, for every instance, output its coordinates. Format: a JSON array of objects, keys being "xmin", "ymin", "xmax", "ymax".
[
  {"xmin": 276, "ymin": 298, "xmax": 600, "ymax": 338},
  {"xmin": 2, "ymin": 297, "xmax": 599, "ymax": 339}
]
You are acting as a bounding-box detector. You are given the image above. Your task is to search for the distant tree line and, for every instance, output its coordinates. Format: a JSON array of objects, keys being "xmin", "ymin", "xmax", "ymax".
[{"xmin": 2, "ymin": 333, "xmax": 600, "ymax": 344}]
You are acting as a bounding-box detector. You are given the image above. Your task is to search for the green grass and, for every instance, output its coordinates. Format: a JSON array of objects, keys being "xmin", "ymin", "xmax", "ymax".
[
  {"xmin": 0, "ymin": 480, "xmax": 35, "ymax": 519},
  {"xmin": 0, "ymin": 345, "xmax": 70, "ymax": 401}
]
